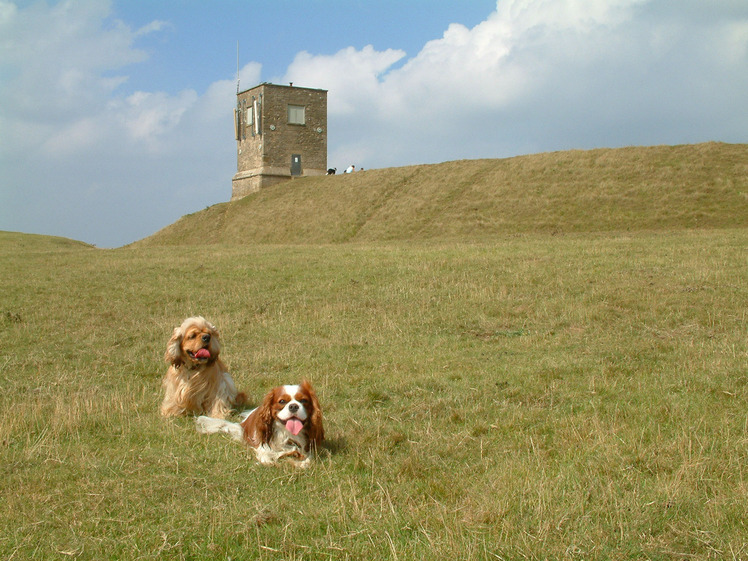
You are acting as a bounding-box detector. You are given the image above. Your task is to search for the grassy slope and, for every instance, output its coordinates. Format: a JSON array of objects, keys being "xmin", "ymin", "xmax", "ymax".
[
  {"xmin": 2, "ymin": 143, "xmax": 747, "ymax": 560},
  {"xmin": 137, "ymin": 142, "xmax": 748, "ymax": 246},
  {"xmin": 0, "ymin": 231, "xmax": 94, "ymax": 250}
]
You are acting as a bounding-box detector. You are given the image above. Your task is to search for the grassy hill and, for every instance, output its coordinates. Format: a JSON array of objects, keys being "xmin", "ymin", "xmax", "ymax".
[
  {"xmin": 2, "ymin": 143, "xmax": 747, "ymax": 560},
  {"xmin": 138, "ymin": 142, "xmax": 748, "ymax": 246},
  {"xmin": 0, "ymin": 230, "xmax": 94, "ymax": 252}
]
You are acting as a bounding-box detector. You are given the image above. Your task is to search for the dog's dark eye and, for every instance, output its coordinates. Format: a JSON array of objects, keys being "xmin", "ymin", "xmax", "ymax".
[
  {"xmin": 300, "ymin": 399, "xmax": 309, "ymax": 405},
  {"xmin": 278, "ymin": 399, "xmax": 287, "ymax": 405},
  {"xmin": 187, "ymin": 333, "xmax": 197, "ymax": 339}
]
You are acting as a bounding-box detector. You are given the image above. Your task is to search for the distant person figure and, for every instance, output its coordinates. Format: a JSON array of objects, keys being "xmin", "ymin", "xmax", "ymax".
[
  {"xmin": 327, "ymin": 168, "xmax": 337, "ymax": 175},
  {"xmin": 345, "ymin": 165, "xmax": 355, "ymax": 173}
]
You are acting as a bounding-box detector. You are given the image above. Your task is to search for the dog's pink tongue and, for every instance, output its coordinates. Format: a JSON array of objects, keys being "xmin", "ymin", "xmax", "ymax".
[
  {"xmin": 194, "ymin": 348, "xmax": 211, "ymax": 359},
  {"xmin": 286, "ymin": 418, "xmax": 304, "ymax": 435}
]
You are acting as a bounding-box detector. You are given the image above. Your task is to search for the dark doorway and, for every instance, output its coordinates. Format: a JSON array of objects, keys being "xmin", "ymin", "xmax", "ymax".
[{"xmin": 291, "ymin": 154, "xmax": 302, "ymax": 176}]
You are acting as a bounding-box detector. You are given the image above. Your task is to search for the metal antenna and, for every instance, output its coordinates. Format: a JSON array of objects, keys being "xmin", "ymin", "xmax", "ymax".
[{"xmin": 236, "ymin": 41, "xmax": 240, "ymax": 93}]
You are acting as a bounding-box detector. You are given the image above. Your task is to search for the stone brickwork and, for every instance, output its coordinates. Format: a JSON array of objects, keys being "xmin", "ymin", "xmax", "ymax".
[{"xmin": 232, "ymin": 83, "xmax": 327, "ymax": 200}]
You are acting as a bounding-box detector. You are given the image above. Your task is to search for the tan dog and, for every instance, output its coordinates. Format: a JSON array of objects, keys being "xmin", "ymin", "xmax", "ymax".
[{"xmin": 160, "ymin": 316, "xmax": 246, "ymax": 419}]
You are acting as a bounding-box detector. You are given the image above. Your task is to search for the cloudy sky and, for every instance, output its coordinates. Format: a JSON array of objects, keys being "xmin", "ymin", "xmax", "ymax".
[{"xmin": 2, "ymin": 1, "xmax": 747, "ymax": 247}]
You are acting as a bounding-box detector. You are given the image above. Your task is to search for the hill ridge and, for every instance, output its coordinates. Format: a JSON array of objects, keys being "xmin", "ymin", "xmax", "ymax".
[{"xmin": 136, "ymin": 142, "xmax": 748, "ymax": 246}]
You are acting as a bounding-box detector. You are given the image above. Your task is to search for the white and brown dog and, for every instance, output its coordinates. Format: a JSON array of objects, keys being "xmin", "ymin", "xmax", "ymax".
[
  {"xmin": 160, "ymin": 316, "xmax": 246, "ymax": 419},
  {"xmin": 196, "ymin": 381, "xmax": 324, "ymax": 467}
]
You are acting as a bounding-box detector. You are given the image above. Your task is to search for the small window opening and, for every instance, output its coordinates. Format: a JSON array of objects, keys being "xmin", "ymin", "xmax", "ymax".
[{"xmin": 288, "ymin": 105, "xmax": 305, "ymax": 125}]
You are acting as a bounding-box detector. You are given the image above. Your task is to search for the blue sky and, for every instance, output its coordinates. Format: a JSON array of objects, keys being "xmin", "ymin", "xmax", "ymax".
[
  {"xmin": 110, "ymin": 1, "xmax": 496, "ymax": 93},
  {"xmin": 1, "ymin": 0, "xmax": 747, "ymax": 247}
]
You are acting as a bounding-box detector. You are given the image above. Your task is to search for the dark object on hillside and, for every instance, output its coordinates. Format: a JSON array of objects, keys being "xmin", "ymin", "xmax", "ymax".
[{"xmin": 327, "ymin": 168, "xmax": 337, "ymax": 175}]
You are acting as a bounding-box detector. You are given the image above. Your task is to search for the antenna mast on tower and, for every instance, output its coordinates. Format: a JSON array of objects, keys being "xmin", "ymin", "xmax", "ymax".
[{"xmin": 236, "ymin": 41, "xmax": 240, "ymax": 93}]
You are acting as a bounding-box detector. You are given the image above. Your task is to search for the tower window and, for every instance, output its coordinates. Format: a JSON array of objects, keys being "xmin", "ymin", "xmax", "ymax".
[{"xmin": 288, "ymin": 105, "xmax": 305, "ymax": 125}]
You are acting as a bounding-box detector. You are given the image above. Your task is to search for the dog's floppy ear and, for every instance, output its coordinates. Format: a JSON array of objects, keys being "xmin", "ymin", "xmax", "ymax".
[
  {"xmin": 302, "ymin": 380, "xmax": 325, "ymax": 445},
  {"xmin": 256, "ymin": 389, "xmax": 277, "ymax": 445},
  {"xmin": 164, "ymin": 325, "xmax": 184, "ymax": 366},
  {"xmin": 207, "ymin": 322, "xmax": 221, "ymax": 355}
]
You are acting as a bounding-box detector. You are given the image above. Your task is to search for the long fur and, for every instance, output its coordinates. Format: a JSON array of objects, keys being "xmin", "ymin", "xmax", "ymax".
[
  {"xmin": 160, "ymin": 316, "xmax": 245, "ymax": 419},
  {"xmin": 196, "ymin": 381, "xmax": 324, "ymax": 467},
  {"xmin": 194, "ymin": 416, "xmax": 244, "ymax": 441}
]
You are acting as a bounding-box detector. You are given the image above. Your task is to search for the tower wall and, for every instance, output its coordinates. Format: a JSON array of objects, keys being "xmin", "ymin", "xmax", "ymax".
[{"xmin": 232, "ymin": 83, "xmax": 327, "ymax": 200}]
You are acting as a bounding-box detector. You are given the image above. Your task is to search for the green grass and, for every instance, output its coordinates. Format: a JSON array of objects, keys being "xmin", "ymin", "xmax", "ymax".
[
  {"xmin": 2, "ymin": 227, "xmax": 746, "ymax": 560},
  {"xmin": 2, "ymin": 143, "xmax": 747, "ymax": 559},
  {"xmin": 137, "ymin": 142, "xmax": 748, "ymax": 246}
]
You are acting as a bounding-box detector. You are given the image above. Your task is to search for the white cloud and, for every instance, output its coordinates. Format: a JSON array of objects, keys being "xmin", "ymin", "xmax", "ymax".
[
  {"xmin": 283, "ymin": 46, "xmax": 406, "ymax": 115},
  {"xmin": 42, "ymin": 117, "xmax": 103, "ymax": 158},
  {"xmin": 1, "ymin": 0, "xmax": 746, "ymax": 246},
  {"xmin": 134, "ymin": 19, "xmax": 171, "ymax": 37},
  {"xmin": 0, "ymin": 0, "xmax": 146, "ymax": 155},
  {"xmin": 0, "ymin": 0, "xmax": 16, "ymax": 23},
  {"xmin": 303, "ymin": 0, "xmax": 748, "ymax": 168},
  {"xmin": 0, "ymin": 0, "xmax": 240, "ymax": 246},
  {"xmin": 116, "ymin": 90, "xmax": 198, "ymax": 148}
]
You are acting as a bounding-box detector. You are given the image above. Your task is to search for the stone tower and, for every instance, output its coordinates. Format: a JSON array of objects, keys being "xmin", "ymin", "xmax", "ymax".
[{"xmin": 232, "ymin": 82, "xmax": 328, "ymax": 200}]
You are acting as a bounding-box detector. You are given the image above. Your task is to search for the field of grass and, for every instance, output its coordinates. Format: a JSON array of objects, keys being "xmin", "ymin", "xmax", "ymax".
[{"xmin": 2, "ymin": 225, "xmax": 746, "ymax": 559}]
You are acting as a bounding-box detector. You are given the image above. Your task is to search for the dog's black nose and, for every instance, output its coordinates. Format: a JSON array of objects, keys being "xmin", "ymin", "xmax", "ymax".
[
  {"xmin": 201, "ymin": 333, "xmax": 211, "ymax": 343},
  {"xmin": 289, "ymin": 403, "xmax": 299, "ymax": 413}
]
